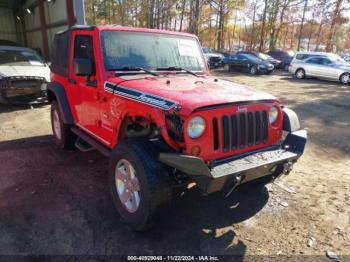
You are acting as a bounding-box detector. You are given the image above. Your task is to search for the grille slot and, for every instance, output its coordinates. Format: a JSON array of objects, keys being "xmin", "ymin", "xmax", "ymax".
[
  {"xmin": 262, "ymin": 110, "xmax": 268, "ymax": 143},
  {"xmin": 247, "ymin": 112, "xmax": 254, "ymax": 146},
  {"xmin": 239, "ymin": 113, "xmax": 246, "ymax": 148},
  {"xmin": 255, "ymin": 111, "xmax": 261, "ymax": 144},
  {"xmin": 213, "ymin": 118, "xmax": 219, "ymax": 150},
  {"xmin": 222, "ymin": 115, "xmax": 230, "ymax": 152},
  {"xmin": 213, "ymin": 110, "xmax": 268, "ymax": 152},
  {"xmin": 230, "ymin": 115, "xmax": 238, "ymax": 149}
]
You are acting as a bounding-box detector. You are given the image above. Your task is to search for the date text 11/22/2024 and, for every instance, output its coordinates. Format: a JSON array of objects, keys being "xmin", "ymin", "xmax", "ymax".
[{"xmin": 127, "ymin": 255, "xmax": 220, "ymax": 261}]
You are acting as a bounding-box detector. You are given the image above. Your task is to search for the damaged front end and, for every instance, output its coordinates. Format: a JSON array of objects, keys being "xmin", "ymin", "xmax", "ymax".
[
  {"xmin": 159, "ymin": 107, "xmax": 307, "ymax": 195},
  {"xmin": 0, "ymin": 76, "xmax": 47, "ymax": 104}
]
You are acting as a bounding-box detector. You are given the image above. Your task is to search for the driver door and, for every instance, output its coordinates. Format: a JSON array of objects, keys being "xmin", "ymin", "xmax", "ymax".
[
  {"xmin": 69, "ymin": 32, "xmax": 102, "ymax": 139},
  {"xmin": 237, "ymin": 55, "xmax": 249, "ymax": 71}
]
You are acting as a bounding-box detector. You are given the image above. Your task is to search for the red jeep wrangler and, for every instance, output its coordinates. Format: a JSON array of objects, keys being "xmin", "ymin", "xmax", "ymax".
[{"xmin": 47, "ymin": 25, "xmax": 307, "ymax": 230}]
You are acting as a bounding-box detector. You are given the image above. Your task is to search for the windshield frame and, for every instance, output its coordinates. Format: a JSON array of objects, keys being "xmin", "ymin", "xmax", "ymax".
[{"xmin": 100, "ymin": 30, "xmax": 208, "ymax": 74}]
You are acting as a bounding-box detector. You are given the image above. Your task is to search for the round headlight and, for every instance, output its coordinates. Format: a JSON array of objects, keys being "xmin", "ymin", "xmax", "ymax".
[
  {"xmin": 187, "ymin": 116, "xmax": 205, "ymax": 139},
  {"xmin": 269, "ymin": 106, "xmax": 279, "ymax": 124}
]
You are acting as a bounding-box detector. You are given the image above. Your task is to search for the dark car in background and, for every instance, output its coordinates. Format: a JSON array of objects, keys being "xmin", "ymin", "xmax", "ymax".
[
  {"xmin": 238, "ymin": 51, "xmax": 281, "ymax": 68},
  {"xmin": 224, "ymin": 53, "xmax": 274, "ymax": 75},
  {"xmin": 267, "ymin": 50, "xmax": 294, "ymax": 70},
  {"xmin": 202, "ymin": 47, "xmax": 224, "ymax": 68}
]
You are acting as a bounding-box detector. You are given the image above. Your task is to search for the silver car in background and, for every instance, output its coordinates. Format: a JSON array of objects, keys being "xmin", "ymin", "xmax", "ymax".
[{"xmin": 288, "ymin": 56, "xmax": 350, "ymax": 84}]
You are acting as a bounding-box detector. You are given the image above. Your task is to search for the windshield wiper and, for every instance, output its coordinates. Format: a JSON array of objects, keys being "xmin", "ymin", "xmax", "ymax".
[
  {"xmin": 156, "ymin": 66, "xmax": 198, "ymax": 77},
  {"xmin": 112, "ymin": 66, "xmax": 159, "ymax": 76}
]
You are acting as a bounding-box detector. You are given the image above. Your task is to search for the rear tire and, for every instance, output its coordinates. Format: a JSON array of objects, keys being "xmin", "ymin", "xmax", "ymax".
[
  {"xmin": 295, "ymin": 68, "xmax": 305, "ymax": 79},
  {"xmin": 50, "ymin": 100, "xmax": 76, "ymax": 149},
  {"xmin": 108, "ymin": 140, "xmax": 172, "ymax": 231},
  {"xmin": 340, "ymin": 73, "xmax": 350, "ymax": 84}
]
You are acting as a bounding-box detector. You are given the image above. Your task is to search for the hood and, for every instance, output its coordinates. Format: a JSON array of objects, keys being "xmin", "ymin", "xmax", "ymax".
[
  {"xmin": 204, "ymin": 53, "xmax": 223, "ymax": 59},
  {"xmin": 108, "ymin": 75, "xmax": 277, "ymax": 115},
  {"xmin": 337, "ymin": 64, "xmax": 350, "ymax": 70},
  {"xmin": 257, "ymin": 60, "xmax": 273, "ymax": 67},
  {"xmin": 267, "ymin": 58, "xmax": 280, "ymax": 63},
  {"xmin": 0, "ymin": 65, "xmax": 51, "ymax": 82}
]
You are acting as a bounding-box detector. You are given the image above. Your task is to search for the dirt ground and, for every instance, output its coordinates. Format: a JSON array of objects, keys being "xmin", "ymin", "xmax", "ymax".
[{"xmin": 0, "ymin": 70, "xmax": 349, "ymax": 261}]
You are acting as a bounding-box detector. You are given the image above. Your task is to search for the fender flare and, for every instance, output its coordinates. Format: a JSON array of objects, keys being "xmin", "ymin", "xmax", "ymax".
[
  {"xmin": 47, "ymin": 82, "xmax": 74, "ymax": 125},
  {"xmin": 282, "ymin": 108, "xmax": 300, "ymax": 132}
]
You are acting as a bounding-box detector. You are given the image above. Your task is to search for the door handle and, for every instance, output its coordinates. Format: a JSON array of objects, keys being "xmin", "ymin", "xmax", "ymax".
[
  {"xmin": 102, "ymin": 97, "xmax": 108, "ymax": 103},
  {"xmin": 68, "ymin": 78, "xmax": 77, "ymax": 84}
]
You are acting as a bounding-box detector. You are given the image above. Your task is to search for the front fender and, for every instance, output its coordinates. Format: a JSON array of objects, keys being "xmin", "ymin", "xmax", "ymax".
[
  {"xmin": 282, "ymin": 108, "xmax": 300, "ymax": 132},
  {"xmin": 47, "ymin": 82, "xmax": 74, "ymax": 125}
]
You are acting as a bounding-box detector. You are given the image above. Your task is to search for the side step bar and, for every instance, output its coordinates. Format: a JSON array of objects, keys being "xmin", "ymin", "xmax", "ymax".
[
  {"xmin": 71, "ymin": 126, "xmax": 111, "ymax": 157},
  {"xmin": 75, "ymin": 137, "xmax": 94, "ymax": 153}
]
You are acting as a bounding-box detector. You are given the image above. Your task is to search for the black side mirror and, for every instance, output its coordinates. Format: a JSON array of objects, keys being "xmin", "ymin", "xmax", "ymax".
[{"xmin": 74, "ymin": 58, "xmax": 93, "ymax": 76}]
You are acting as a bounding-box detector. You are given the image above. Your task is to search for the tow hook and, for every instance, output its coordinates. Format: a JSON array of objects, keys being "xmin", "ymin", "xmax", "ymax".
[
  {"xmin": 225, "ymin": 175, "xmax": 242, "ymax": 197},
  {"xmin": 283, "ymin": 161, "xmax": 293, "ymax": 175}
]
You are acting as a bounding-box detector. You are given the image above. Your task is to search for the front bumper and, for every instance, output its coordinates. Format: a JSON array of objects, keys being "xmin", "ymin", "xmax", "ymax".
[
  {"xmin": 160, "ymin": 130, "xmax": 307, "ymax": 194},
  {"xmin": 0, "ymin": 76, "xmax": 47, "ymax": 104},
  {"xmin": 209, "ymin": 60, "xmax": 224, "ymax": 68},
  {"xmin": 258, "ymin": 67, "xmax": 274, "ymax": 74}
]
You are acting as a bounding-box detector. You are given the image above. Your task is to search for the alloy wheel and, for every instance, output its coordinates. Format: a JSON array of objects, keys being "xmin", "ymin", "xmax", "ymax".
[
  {"xmin": 52, "ymin": 108, "xmax": 62, "ymax": 140},
  {"xmin": 341, "ymin": 74, "xmax": 350, "ymax": 84},
  {"xmin": 115, "ymin": 159, "xmax": 141, "ymax": 213},
  {"xmin": 296, "ymin": 69, "xmax": 305, "ymax": 79}
]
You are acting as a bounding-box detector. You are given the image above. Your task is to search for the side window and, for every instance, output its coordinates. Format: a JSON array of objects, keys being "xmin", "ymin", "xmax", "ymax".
[
  {"xmin": 237, "ymin": 55, "xmax": 246, "ymax": 60},
  {"xmin": 74, "ymin": 35, "xmax": 95, "ymax": 74},
  {"xmin": 296, "ymin": 54, "xmax": 305, "ymax": 60},
  {"xmin": 306, "ymin": 58, "xmax": 321, "ymax": 64},
  {"xmin": 321, "ymin": 58, "xmax": 331, "ymax": 65}
]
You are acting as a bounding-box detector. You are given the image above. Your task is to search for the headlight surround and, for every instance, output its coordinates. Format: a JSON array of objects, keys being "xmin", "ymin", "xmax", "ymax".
[
  {"xmin": 269, "ymin": 106, "xmax": 279, "ymax": 124},
  {"xmin": 187, "ymin": 116, "xmax": 206, "ymax": 139}
]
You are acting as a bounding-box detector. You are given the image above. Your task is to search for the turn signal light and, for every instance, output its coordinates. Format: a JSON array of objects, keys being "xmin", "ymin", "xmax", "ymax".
[{"xmin": 190, "ymin": 146, "xmax": 201, "ymax": 156}]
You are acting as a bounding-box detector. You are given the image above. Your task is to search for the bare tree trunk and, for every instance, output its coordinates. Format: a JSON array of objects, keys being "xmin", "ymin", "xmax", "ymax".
[
  {"xmin": 297, "ymin": 0, "xmax": 308, "ymax": 51},
  {"xmin": 283, "ymin": 26, "xmax": 289, "ymax": 48},
  {"xmin": 307, "ymin": 10, "xmax": 316, "ymax": 51},
  {"xmin": 274, "ymin": 0, "xmax": 289, "ymax": 49},
  {"xmin": 250, "ymin": 2, "xmax": 257, "ymax": 50},
  {"xmin": 326, "ymin": 0, "xmax": 343, "ymax": 52},
  {"xmin": 268, "ymin": 0, "xmax": 279, "ymax": 50},
  {"xmin": 91, "ymin": 0, "xmax": 96, "ymax": 24},
  {"xmin": 149, "ymin": 0, "xmax": 155, "ymax": 28},
  {"xmin": 259, "ymin": 0, "xmax": 268, "ymax": 51},
  {"xmin": 179, "ymin": 0, "xmax": 186, "ymax": 31},
  {"xmin": 117, "ymin": 0, "xmax": 125, "ymax": 26},
  {"xmin": 217, "ymin": 0, "xmax": 224, "ymax": 50}
]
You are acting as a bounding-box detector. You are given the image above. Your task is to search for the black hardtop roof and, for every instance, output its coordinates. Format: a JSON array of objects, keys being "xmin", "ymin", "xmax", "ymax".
[{"xmin": 55, "ymin": 25, "xmax": 96, "ymax": 36}]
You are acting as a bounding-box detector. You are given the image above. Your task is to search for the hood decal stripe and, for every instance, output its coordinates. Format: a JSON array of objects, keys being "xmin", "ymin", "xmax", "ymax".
[{"xmin": 104, "ymin": 82, "xmax": 178, "ymax": 110}]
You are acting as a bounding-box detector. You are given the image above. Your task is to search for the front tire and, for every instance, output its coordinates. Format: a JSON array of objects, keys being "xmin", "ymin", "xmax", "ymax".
[
  {"xmin": 223, "ymin": 64, "xmax": 230, "ymax": 72},
  {"xmin": 250, "ymin": 66, "xmax": 258, "ymax": 75},
  {"xmin": 50, "ymin": 100, "xmax": 76, "ymax": 149},
  {"xmin": 295, "ymin": 68, "xmax": 305, "ymax": 79},
  {"xmin": 108, "ymin": 140, "xmax": 172, "ymax": 231},
  {"xmin": 340, "ymin": 73, "xmax": 350, "ymax": 84}
]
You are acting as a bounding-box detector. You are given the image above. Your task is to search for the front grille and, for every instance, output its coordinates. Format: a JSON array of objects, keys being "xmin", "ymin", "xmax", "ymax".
[
  {"xmin": 209, "ymin": 56, "xmax": 221, "ymax": 63},
  {"xmin": 213, "ymin": 110, "xmax": 269, "ymax": 152}
]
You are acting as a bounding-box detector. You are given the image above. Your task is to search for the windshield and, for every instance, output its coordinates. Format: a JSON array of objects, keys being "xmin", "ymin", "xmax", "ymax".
[
  {"xmin": 202, "ymin": 47, "xmax": 212, "ymax": 54},
  {"xmin": 0, "ymin": 49, "xmax": 45, "ymax": 66},
  {"xmin": 101, "ymin": 31, "xmax": 206, "ymax": 72},
  {"xmin": 257, "ymin": 53, "xmax": 271, "ymax": 60},
  {"xmin": 244, "ymin": 54, "xmax": 263, "ymax": 63},
  {"xmin": 287, "ymin": 51, "xmax": 295, "ymax": 57},
  {"xmin": 328, "ymin": 56, "xmax": 347, "ymax": 65}
]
